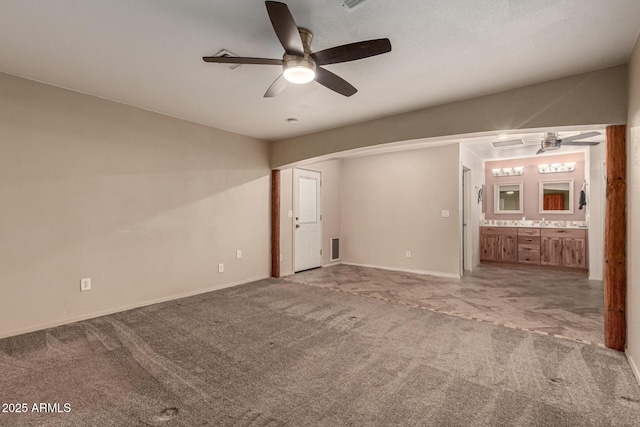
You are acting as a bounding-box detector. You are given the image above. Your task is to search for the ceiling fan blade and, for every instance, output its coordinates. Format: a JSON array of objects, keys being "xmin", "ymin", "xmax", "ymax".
[
  {"xmin": 311, "ymin": 38, "xmax": 392, "ymax": 65},
  {"xmin": 203, "ymin": 56, "xmax": 282, "ymax": 65},
  {"xmin": 265, "ymin": 1, "xmax": 304, "ymax": 56},
  {"xmin": 264, "ymin": 74, "xmax": 288, "ymax": 98},
  {"xmin": 315, "ymin": 67, "xmax": 357, "ymax": 97},
  {"xmin": 536, "ymin": 147, "xmax": 545, "ymax": 155},
  {"xmin": 558, "ymin": 131, "xmax": 601, "ymax": 143},
  {"xmin": 562, "ymin": 141, "xmax": 600, "ymax": 146}
]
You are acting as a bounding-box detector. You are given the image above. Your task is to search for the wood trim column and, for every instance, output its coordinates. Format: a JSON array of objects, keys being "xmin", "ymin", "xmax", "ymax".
[
  {"xmin": 271, "ymin": 170, "xmax": 281, "ymax": 278},
  {"xmin": 604, "ymin": 125, "xmax": 626, "ymax": 351}
]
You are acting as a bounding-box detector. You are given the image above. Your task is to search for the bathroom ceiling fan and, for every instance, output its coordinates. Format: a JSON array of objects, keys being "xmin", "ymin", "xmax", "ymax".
[
  {"xmin": 202, "ymin": 1, "xmax": 392, "ymax": 97},
  {"xmin": 536, "ymin": 131, "xmax": 600, "ymax": 155}
]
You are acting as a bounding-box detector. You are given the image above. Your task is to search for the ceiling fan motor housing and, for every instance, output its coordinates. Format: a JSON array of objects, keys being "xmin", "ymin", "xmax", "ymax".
[
  {"xmin": 541, "ymin": 132, "xmax": 561, "ymax": 150},
  {"xmin": 282, "ymin": 28, "xmax": 316, "ymax": 84}
]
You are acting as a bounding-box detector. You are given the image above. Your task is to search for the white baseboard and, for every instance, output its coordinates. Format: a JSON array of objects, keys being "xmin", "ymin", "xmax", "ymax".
[
  {"xmin": 626, "ymin": 349, "xmax": 640, "ymax": 386},
  {"xmin": 0, "ymin": 275, "xmax": 269, "ymax": 340},
  {"xmin": 341, "ymin": 262, "xmax": 461, "ymax": 279},
  {"xmin": 323, "ymin": 261, "xmax": 342, "ymax": 268},
  {"xmin": 282, "ymin": 262, "xmax": 341, "ymax": 276}
]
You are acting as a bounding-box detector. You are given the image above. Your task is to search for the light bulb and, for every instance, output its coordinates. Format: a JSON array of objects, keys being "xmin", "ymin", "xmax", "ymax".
[
  {"xmin": 282, "ymin": 55, "xmax": 317, "ymax": 84},
  {"xmin": 283, "ymin": 66, "xmax": 316, "ymax": 84}
]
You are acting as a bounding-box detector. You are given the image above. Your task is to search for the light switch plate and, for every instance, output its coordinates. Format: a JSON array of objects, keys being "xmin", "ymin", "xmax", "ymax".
[
  {"xmin": 218, "ymin": 263, "xmax": 224, "ymax": 273},
  {"xmin": 441, "ymin": 209, "xmax": 450, "ymax": 218}
]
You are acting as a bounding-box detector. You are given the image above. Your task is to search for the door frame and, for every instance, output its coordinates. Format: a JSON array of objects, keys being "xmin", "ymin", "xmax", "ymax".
[{"xmin": 462, "ymin": 167, "xmax": 472, "ymax": 273}]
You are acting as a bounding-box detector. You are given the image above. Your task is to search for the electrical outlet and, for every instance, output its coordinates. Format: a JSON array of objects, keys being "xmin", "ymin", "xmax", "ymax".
[
  {"xmin": 236, "ymin": 249, "xmax": 242, "ymax": 259},
  {"xmin": 80, "ymin": 278, "xmax": 91, "ymax": 291},
  {"xmin": 406, "ymin": 251, "xmax": 411, "ymax": 258},
  {"xmin": 218, "ymin": 263, "xmax": 224, "ymax": 273}
]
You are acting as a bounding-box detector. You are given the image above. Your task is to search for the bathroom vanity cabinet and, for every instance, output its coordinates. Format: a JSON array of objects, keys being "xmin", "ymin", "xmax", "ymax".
[
  {"xmin": 480, "ymin": 227, "xmax": 517, "ymax": 263},
  {"xmin": 480, "ymin": 226, "xmax": 587, "ymax": 270}
]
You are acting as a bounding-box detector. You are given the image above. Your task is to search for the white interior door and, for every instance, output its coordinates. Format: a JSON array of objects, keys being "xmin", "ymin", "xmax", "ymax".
[{"xmin": 294, "ymin": 168, "xmax": 322, "ymax": 272}]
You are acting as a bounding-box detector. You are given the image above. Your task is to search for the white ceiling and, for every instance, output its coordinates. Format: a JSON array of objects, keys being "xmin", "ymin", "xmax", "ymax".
[
  {"xmin": 1, "ymin": 1, "xmax": 639, "ymax": 141},
  {"xmin": 460, "ymin": 128, "xmax": 606, "ymax": 160}
]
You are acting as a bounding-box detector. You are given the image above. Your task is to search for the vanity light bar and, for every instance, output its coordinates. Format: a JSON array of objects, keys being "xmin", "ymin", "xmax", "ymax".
[
  {"xmin": 538, "ymin": 162, "xmax": 576, "ymax": 174},
  {"xmin": 491, "ymin": 166, "xmax": 524, "ymax": 177}
]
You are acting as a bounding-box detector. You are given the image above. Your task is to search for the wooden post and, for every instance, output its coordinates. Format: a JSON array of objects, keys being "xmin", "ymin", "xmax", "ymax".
[
  {"xmin": 271, "ymin": 170, "xmax": 281, "ymax": 278},
  {"xmin": 604, "ymin": 125, "xmax": 626, "ymax": 351}
]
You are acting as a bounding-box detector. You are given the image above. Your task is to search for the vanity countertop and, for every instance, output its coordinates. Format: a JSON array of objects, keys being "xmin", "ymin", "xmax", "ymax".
[{"xmin": 480, "ymin": 220, "xmax": 588, "ymax": 229}]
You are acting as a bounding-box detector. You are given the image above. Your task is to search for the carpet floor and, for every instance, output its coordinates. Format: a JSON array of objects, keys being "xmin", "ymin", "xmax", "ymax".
[
  {"xmin": 285, "ymin": 264, "xmax": 604, "ymax": 345},
  {"xmin": 1, "ymin": 277, "xmax": 639, "ymax": 426}
]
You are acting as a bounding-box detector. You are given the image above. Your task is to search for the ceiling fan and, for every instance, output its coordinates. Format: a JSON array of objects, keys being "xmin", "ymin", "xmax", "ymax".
[
  {"xmin": 535, "ymin": 131, "xmax": 601, "ymax": 155},
  {"xmin": 202, "ymin": 1, "xmax": 391, "ymax": 97}
]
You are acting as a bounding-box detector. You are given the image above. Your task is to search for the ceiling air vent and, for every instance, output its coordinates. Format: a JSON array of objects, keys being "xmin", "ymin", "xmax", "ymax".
[
  {"xmin": 211, "ymin": 49, "xmax": 241, "ymax": 70},
  {"xmin": 336, "ymin": 0, "xmax": 370, "ymax": 12},
  {"xmin": 491, "ymin": 139, "xmax": 524, "ymax": 149}
]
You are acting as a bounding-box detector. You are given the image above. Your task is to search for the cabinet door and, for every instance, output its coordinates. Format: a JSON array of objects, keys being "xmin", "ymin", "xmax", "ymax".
[
  {"xmin": 498, "ymin": 235, "xmax": 517, "ymax": 262},
  {"xmin": 541, "ymin": 237, "xmax": 563, "ymax": 266},
  {"xmin": 480, "ymin": 235, "xmax": 499, "ymax": 261},
  {"xmin": 563, "ymin": 238, "xmax": 587, "ymax": 268}
]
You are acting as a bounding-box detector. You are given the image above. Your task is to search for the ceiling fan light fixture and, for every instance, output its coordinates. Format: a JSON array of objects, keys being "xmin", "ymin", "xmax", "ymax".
[
  {"xmin": 283, "ymin": 56, "xmax": 316, "ymax": 84},
  {"xmin": 284, "ymin": 66, "xmax": 315, "ymax": 84}
]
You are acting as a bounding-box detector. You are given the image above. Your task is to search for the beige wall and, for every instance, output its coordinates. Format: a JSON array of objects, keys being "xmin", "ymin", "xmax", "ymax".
[
  {"xmin": 460, "ymin": 145, "xmax": 484, "ymax": 270},
  {"xmin": 340, "ymin": 144, "xmax": 461, "ymax": 277},
  {"xmin": 588, "ymin": 143, "xmax": 606, "ymax": 281},
  {"xmin": 279, "ymin": 160, "xmax": 342, "ymax": 275},
  {"xmin": 627, "ymin": 36, "xmax": 640, "ymax": 382},
  {"xmin": 0, "ymin": 73, "xmax": 271, "ymax": 338},
  {"xmin": 310, "ymin": 160, "xmax": 342, "ymax": 266},
  {"xmin": 271, "ymin": 65, "xmax": 628, "ymax": 168}
]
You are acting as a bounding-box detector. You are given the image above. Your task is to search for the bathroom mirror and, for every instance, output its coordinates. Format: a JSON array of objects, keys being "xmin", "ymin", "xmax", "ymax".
[
  {"xmin": 494, "ymin": 182, "xmax": 523, "ymax": 214},
  {"xmin": 539, "ymin": 180, "xmax": 573, "ymax": 214}
]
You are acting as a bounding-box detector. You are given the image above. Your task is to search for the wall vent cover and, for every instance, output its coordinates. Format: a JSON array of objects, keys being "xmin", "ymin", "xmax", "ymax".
[
  {"xmin": 211, "ymin": 49, "xmax": 242, "ymax": 70},
  {"xmin": 330, "ymin": 237, "xmax": 340, "ymax": 261},
  {"xmin": 336, "ymin": 0, "xmax": 370, "ymax": 12}
]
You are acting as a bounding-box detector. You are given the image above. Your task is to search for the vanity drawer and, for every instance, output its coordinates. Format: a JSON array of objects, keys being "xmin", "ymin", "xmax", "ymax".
[
  {"xmin": 518, "ymin": 235, "xmax": 540, "ymax": 245},
  {"xmin": 541, "ymin": 229, "xmax": 586, "ymax": 239},
  {"xmin": 518, "ymin": 228, "xmax": 540, "ymax": 237},
  {"xmin": 518, "ymin": 252, "xmax": 541, "ymax": 264},
  {"xmin": 481, "ymin": 227, "xmax": 518, "ymax": 236},
  {"xmin": 518, "ymin": 243, "xmax": 540, "ymax": 253}
]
